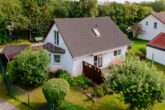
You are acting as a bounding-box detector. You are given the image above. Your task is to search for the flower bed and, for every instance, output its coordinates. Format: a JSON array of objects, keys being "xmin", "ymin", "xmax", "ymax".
[{"xmin": 54, "ymin": 70, "xmax": 114, "ymax": 102}]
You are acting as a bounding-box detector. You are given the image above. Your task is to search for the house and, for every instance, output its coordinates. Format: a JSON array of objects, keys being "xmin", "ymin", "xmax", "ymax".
[
  {"xmin": 44, "ymin": 17, "xmax": 132, "ymax": 76},
  {"xmin": 147, "ymin": 33, "xmax": 165, "ymax": 65},
  {"xmin": 134, "ymin": 12, "xmax": 165, "ymax": 41}
]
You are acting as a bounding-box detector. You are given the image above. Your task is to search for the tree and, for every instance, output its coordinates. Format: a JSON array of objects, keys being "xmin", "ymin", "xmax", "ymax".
[
  {"xmin": 7, "ymin": 48, "xmax": 50, "ymax": 87},
  {"xmin": 20, "ymin": 0, "xmax": 42, "ymax": 40},
  {"xmin": 80, "ymin": 0, "xmax": 98, "ymax": 17},
  {"xmin": 140, "ymin": 0, "xmax": 165, "ymax": 12},
  {"xmin": 42, "ymin": 78, "xmax": 70, "ymax": 109},
  {"xmin": 108, "ymin": 56, "xmax": 165, "ymax": 110}
]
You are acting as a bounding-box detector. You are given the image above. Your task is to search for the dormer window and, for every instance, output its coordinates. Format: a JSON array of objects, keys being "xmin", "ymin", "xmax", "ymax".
[
  {"xmin": 93, "ymin": 28, "xmax": 100, "ymax": 37},
  {"xmin": 54, "ymin": 31, "xmax": 59, "ymax": 45}
]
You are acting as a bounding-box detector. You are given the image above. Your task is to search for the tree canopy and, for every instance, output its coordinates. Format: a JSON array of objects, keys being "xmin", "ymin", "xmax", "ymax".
[{"xmin": 0, "ymin": 0, "xmax": 161, "ymax": 44}]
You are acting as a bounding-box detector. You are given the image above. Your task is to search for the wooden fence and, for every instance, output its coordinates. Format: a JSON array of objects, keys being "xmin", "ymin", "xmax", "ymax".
[{"xmin": 83, "ymin": 61, "xmax": 105, "ymax": 84}]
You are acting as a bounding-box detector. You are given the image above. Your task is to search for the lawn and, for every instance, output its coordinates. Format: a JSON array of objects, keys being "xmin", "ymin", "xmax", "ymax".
[
  {"xmin": 129, "ymin": 38, "xmax": 149, "ymax": 54},
  {"xmin": 0, "ymin": 39, "xmax": 41, "ymax": 49}
]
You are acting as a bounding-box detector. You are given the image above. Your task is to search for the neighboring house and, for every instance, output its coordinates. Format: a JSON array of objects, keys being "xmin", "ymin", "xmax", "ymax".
[
  {"xmin": 134, "ymin": 12, "xmax": 165, "ymax": 41},
  {"xmin": 147, "ymin": 33, "xmax": 165, "ymax": 65},
  {"xmin": 43, "ymin": 17, "xmax": 132, "ymax": 76}
]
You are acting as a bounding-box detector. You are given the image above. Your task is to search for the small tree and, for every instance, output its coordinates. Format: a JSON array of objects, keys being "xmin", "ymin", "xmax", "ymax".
[
  {"xmin": 42, "ymin": 78, "xmax": 70, "ymax": 109},
  {"xmin": 7, "ymin": 48, "xmax": 50, "ymax": 87},
  {"xmin": 108, "ymin": 56, "xmax": 165, "ymax": 110}
]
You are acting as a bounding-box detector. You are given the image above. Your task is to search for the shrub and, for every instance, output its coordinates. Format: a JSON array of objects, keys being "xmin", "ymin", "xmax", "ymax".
[
  {"xmin": 96, "ymin": 87, "xmax": 104, "ymax": 97},
  {"xmin": 71, "ymin": 75, "xmax": 88, "ymax": 87},
  {"xmin": 139, "ymin": 47, "xmax": 146, "ymax": 55},
  {"xmin": 42, "ymin": 78, "xmax": 70, "ymax": 108},
  {"xmin": 7, "ymin": 48, "xmax": 50, "ymax": 87},
  {"xmin": 56, "ymin": 70, "xmax": 71, "ymax": 83},
  {"xmin": 109, "ymin": 56, "xmax": 165, "ymax": 110},
  {"xmin": 91, "ymin": 91, "xmax": 95, "ymax": 98},
  {"xmin": 100, "ymin": 83, "xmax": 111, "ymax": 95},
  {"xmin": 87, "ymin": 87, "xmax": 94, "ymax": 94}
]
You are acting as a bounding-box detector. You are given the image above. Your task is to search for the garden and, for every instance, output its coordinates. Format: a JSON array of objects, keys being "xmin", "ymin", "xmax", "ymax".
[{"xmin": 0, "ymin": 38, "xmax": 165, "ymax": 110}]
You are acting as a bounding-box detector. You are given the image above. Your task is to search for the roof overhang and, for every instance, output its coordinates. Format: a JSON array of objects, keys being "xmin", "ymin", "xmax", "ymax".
[{"xmin": 147, "ymin": 44, "xmax": 165, "ymax": 51}]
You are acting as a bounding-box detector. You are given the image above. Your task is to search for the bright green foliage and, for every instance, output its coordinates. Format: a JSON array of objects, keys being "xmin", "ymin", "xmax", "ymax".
[
  {"xmin": 7, "ymin": 48, "xmax": 50, "ymax": 87},
  {"xmin": 109, "ymin": 56, "xmax": 165, "ymax": 109},
  {"xmin": 71, "ymin": 75, "xmax": 89, "ymax": 87},
  {"xmin": 56, "ymin": 70, "xmax": 71, "ymax": 83},
  {"xmin": 141, "ymin": 0, "xmax": 165, "ymax": 12},
  {"xmin": 42, "ymin": 78, "xmax": 70, "ymax": 108},
  {"xmin": 79, "ymin": 0, "xmax": 98, "ymax": 17}
]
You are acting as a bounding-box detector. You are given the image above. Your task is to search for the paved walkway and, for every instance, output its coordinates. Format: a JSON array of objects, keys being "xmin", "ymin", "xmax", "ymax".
[{"xmin": 0, "ymin": 98, "xmax": 19, "ymax": 110}]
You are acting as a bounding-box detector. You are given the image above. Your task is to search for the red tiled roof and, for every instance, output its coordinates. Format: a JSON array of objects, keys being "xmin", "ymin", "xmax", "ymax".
[
  {"xmin": 147, "ymin": 33, "xmax": 165, "ymax": 49},
  {"xmin": 152, "ymin": 12, "xmax": 165, "ymax": 24}
]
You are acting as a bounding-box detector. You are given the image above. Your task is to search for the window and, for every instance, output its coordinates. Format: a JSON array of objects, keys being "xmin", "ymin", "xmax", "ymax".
[
  {"xmin": 93, "ymin": 28, "xmax": 100, "ymax": 36},
  {"xmin": 98, "ymin": 54, "xmax": 103, "ymax": 67},
  {"xmin": 114, "ymin": 50, "xmax": 117, "ymax": 56},
  {"xmin": 54, "ymin": 55, "xmax": 60, "ymax": 63},
  {"xmin": 54, "ymin": 31, "xmax": 59, "ymax": 45},
  {"xmin": 146, "ymin": 21, "xmax": 148, "ymax": 26},
  {"xmin": 117, "ymin": 49, "xmax": 121, "ymax": 55},
  {"xmin": 154, "ymin": 22, "xmax": 157, "ymax": 29},
  {"xmin": 114, "ymin": 49, "xmax": 121, "ymax": 56}
]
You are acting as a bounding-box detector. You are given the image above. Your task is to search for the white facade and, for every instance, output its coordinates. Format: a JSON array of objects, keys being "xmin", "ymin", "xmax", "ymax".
[
  {"xmin": 136, "ymin": 15, "xmax": 165, "ymax": 41},
  {"xmin": 72, "ymin": 46, "xmax": 128, "ymax": 76},
  {"xmin": 45, "ymin": 24, "xmax": 128, "ymax": 76},
  {"xmin": 147, "ymin": 46, "xmax": 165, "ymax": 65}
]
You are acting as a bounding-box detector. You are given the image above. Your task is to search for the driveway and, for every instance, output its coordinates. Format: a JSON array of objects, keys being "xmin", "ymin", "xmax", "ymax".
[{"xmin": 0, "ymin": 98, "xmax": 19, "ymax": 110}]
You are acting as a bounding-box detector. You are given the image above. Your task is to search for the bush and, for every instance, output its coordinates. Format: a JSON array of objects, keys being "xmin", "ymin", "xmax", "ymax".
[
  {"xmin": 100, "ymin": 83, "xmax": 111, "ymax": 95},
  {"xmin": 7, "ymin": 48, "xmax": 50, "ymax": 87},
  {"xmin": 56, "ymin": 70, "xmax": 71, "ymax": 83},
  {"xmin": 139, "ymin": 47, "xmax": 146, "ymax": 55},
  {"xmin": 71, "ymin": 75, "xmax": 89, "ymax": 87},
  {"xmin": 42, "ymin": 78, "xmax": 70, "ymax": 108},
  {"xmin": 109, "ymin": 56, "xmax": 165, "ymax": 110},
  {"xmin": 96, "ymin": 87, "xmax": 104, "ymax": 97}
]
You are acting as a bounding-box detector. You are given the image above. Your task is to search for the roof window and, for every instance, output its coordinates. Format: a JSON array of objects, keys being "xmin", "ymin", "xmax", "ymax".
[{"xmin": 93, "ymin": 28, "xmax": 100, "ymax": 37}]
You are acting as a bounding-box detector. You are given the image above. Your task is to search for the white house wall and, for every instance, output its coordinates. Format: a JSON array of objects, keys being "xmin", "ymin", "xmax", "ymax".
[
  {"xmin": 147, "ymin": 46, "xmax": 165, "ymax": 65},
  {"xmin": 137, "ymin": 15, "xmax": 165, "ymax": 41},
  {"xmin": 72, "ymin": 46, "xmax": 128, "ymax": 76},
  {"xmin": 45, "ymin": 24, "xmax": 73, "ymax": 74}
]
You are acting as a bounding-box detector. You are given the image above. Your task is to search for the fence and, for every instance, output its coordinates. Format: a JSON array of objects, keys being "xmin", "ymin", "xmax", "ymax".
[{"xmin": 82, "ymin": 61, "xmax": 105, "ymax": 84}]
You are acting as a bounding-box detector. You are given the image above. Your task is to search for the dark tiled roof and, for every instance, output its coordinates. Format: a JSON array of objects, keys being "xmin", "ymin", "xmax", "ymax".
[
  {"xmin": 152, "ymin": 12, "xmax": 165, "ymax": 24},
  {"xmin": 44, "ymin": 17, "xmax": 132, "ymax": 58},
  {"xmin": 1, "ymin": 45, "xmax": 29, "ymax": 61},
  {"xmin": 43, "ymin": 43, "xmax": 65, "ymax": 53},
  {"xmin": 147, "ymin": 33, "xmax": 165, "ymax": 50}
]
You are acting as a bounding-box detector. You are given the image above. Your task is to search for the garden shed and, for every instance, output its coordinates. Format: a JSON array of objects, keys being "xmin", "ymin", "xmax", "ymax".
[
  {"xmin": 147, "ymin": 33, "xmax": 165, "ymax": 65},
  {"xmin": 0, "ymin": 45, "xmax": 29, "ymax": 67}
]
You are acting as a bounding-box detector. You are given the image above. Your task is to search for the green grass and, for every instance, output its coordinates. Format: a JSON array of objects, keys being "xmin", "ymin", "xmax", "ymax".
[
  {"xmin": 0, "ymin": 39, "xmax": 41, "ymax": 49},
  {"xmin": 129, "ymin": 38, "xmax": 149, "ymax": 54}
]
